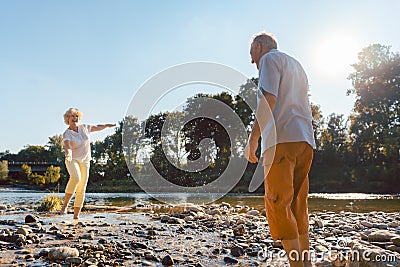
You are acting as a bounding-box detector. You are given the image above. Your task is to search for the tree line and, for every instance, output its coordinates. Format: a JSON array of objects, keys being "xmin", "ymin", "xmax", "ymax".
[{"xmin": 1, "ymin": 44, "xmax": 399, "ymax": 193}]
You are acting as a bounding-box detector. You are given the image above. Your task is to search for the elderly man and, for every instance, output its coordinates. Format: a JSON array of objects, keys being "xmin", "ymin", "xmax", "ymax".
[{"xmin": 245, "ymin": 32, "xmax": 315, "ymax": 267}]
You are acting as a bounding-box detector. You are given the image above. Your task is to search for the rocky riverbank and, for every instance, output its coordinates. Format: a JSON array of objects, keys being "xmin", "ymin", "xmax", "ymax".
[{"xmin": 0, "ymin": 203, "xmax": 400, "ymax": 266}]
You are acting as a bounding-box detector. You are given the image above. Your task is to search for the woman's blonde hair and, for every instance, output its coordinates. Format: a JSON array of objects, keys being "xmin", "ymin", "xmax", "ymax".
[{"xmin": 63, "ymin": 108, "xmax": 83, "ymax": 125}]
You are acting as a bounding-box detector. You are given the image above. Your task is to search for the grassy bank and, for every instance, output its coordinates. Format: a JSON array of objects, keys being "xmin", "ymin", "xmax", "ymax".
[{"xmin": 309, "ymin": 163, "xmax": 400, "ymax": 193}]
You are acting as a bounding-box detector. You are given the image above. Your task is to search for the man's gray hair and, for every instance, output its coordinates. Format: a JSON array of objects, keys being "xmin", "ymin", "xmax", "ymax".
[{"xmin": 252, "ymin": 32, "xmax": 278, "ymax": 50}]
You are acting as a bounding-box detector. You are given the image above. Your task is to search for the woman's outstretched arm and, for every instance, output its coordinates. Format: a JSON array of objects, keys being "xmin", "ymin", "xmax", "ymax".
[{"xmin": 90, "ymin": 123, "xmax": 116, "ymax": 132}]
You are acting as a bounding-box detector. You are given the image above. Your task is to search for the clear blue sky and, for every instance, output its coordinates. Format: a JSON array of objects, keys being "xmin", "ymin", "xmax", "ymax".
[{"xmin": 1, "ymin": 0, "xmax": 399, "ymax": 153}]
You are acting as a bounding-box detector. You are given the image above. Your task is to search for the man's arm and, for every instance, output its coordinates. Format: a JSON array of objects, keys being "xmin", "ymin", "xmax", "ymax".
[
  {"xmin": 262, "ymin": 90, "xmax": 276, "ymax": 112},
  {"xmin": 244, "ymin": 90, "xmax": 276, "ymax": 163}
]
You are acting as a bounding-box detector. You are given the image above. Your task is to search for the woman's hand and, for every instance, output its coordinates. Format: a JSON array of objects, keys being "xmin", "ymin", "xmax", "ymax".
[{"xmin": 91, "ymin": 123, "xmax": 116, "ymax": 132}]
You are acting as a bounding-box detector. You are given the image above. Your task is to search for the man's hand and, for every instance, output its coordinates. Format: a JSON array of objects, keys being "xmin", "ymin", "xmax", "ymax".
[{"xmin": 244, "ymin": 138, "xmax": 259, "ymax": 163}]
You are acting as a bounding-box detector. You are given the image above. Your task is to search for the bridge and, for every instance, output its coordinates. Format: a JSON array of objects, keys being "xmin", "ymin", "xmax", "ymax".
[{"xmin": 7, "ymin": 161, "xmax": 60, "ymax": 173}]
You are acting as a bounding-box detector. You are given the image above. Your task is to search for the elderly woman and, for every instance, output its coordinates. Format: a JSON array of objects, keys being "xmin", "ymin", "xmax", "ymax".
[{"xmin": 60, "ymin": 108, "xmax": 116, "ymax": 219}]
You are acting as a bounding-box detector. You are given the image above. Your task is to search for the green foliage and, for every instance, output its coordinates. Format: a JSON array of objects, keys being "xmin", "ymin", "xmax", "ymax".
[
  {"xmin": 0, "ymin": 160, "xmax": 8, "ymax": 180},
  {"xmin": 319, "ymin": 113, "xmax": 349, "ymax": 164},
  {"xmin": 30, "ymin": 173, "xmax": 45, "ymax": 185},
  {"xmin": 37, "ymin": 193, "xmax": 62, "ymax": 212},
  {"xmin": 19, "ymin": 164, "xmax": 59, "ymax": 186},
  {"xmin": 44, "ymin": 165, "xmax": 61, "ymax": 184},
  {"xmin": 21, "ymin": 164, "xmax": 32, "ymax": 179},
  {"xmin": 311, "ymin": 103, "xmax": 324, "ymax": 152},
  {"xmin": 122, "ymin": 116, "xmax": 144, "ymax": 166},
  {"xmin": 46, "ymin": 135, "xmax": 64, "ymax": 162},
  {"xmin": 90, "ymin": 120, "xmax": 131, "ymax": 184},
  {"xmin": 17, "ymin": 145, "xmax": 50, "ymax": 162},
  {"xmin": 1, "ymin": 44, "xmax": 399, "ymax": 193},
  {"xmin": 347, "ymin": 44, "xmax": 400, "ymax": 164}
]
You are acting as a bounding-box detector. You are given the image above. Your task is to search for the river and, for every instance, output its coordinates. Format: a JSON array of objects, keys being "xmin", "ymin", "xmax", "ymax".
[{"xmin": 0, "ymin": 188, "xmax": 399, "ymax": 213}]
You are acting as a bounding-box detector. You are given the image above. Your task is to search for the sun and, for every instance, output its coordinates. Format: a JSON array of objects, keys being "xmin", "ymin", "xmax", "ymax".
[{"xmin": 314, "ymin": 33, "xmax": 360, "ymax": 76}]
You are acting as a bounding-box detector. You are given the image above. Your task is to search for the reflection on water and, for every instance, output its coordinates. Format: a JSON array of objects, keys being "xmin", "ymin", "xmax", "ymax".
[
  {"xmin": 214, "ymin": 194, "xmax": 400, "ymax": 213},
  {"xmin": 0, "ymin": 190, "xmax": 399, "ymax": 213}
]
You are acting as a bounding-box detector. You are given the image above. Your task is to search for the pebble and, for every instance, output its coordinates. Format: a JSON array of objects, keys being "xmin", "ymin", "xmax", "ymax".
[
  {"xmin": 368, "ymin": 230, "xmax": 399, "ymax": 242},
  {"xmin": 360, "ymin": 221, "xmax": 374, "ymax": 228},
  {"xmin": 230, "ymin": 245, "xmax": 245, "ymax": 257},
  {"xmin": 161, "ymin": 254, "xmax": 174, "ymax": 266},
  {"xmin": 224, "ymin": 256, "xmax": 239, "ymax": 264},
  {"xmin": 16, "ymin": 227, "xmax": 30, "ymax": 236},
  {"xmin": 391, "ymin": 236, "xmax": 400, "ymax": 246},
  {"xmin": 0, "ymin": 204, "xmax": 399, "ymax": 266},
  {"xmin": 65, "ymin": 257, "xmax": 82, "ymax": 264},
  {"xmin": 233, "ymin": 224, "xmax": 246, "ymax": 236},
  {"xmin": 47, "ymin": 247, "xmax": 79, "ymax": 261},
  {"xmin": 24, "ymin": 215, "xmax": 39, "ymax": 224}
]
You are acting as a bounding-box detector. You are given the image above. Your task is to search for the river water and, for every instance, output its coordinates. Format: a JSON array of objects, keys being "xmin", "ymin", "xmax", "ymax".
[{"xmin": 0, "ymin": 188, "xmax": 399, "ymax": 213}]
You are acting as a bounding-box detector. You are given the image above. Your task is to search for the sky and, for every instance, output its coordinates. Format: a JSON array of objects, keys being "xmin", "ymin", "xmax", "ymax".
[{"xmin": 1, "ymin": 0, "xmax": 399, "ymax": 153}]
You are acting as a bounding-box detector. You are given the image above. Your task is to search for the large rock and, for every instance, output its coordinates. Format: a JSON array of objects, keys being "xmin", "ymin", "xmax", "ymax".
[
  {"xmin": 391, "ymin": 236, "xmax": 400, "ymax": 247},
  {"xmin": 25, "ymin": 215, "xmax": 39, "ymax": 224},
  {"xmin": 47, "ymin": 247, "xmax": 79, "ymax": 261},
  {"xmin": 169, "ymin": 203, "xmax": 203, "ymax": 213},
  {"xmin": 368, "ymin": 230, "xmax": 399, "ymax": 242},
  {"xmin": 347, "ymin": 240, "xmax": 400, "ymax": 267},
  {"xmin": 161, "ymin": 254, "xmax": 174, "ymax": 266}
]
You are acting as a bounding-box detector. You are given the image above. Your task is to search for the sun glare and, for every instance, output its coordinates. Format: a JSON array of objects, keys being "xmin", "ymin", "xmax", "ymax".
[{"xmin": 314, "ymin": 33, "xmax": 360, "ymax": 76}]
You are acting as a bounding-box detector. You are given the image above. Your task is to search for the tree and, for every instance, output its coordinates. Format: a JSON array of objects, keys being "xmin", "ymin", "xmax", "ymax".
[
  {"xmin": 21, "ymin": 164, "xmax": 32, "ymax": 180},
  {"xmin": 347, "ymin": 44, "xmax": 400, "ymax": 164},
  {"xmin": 311, "ymin": 103, "xmax": 325, "ymax": 152},
  {"xmin": 30, "ymin": 173, "xmax": 45, "ymax": 186},
  {"xmin": 44, "ymin": 165, "xmax": 61, "ymax": 184},
  {"xmin": 236, "ymin": 78, "xmax": 258, "ymax": 130},
  {"xmin": 17, "ymin": 145, "xmax": 51, "ymax": 162},
  {"xmin": 144, "ymin": 112, "xmax": 181, "ymax": 183},
  {"xmin": 182, "ymin": 93, "xmax": 233, "ymax": 182},
  {"xmin": 235, "ymin": 78, "xmax": 258, "ymax": 157},
  {"xmin": 158, "ymin": 111, "xmax": 187, "ymax": 169},
  {"xmin": 90, "ymin": 121, "xmax": 129, "ymax": 181},
  {"xmin": 122, "ymin": 116, "xmax": 145, "ymax": 166},
  {"xmin": 320, "ymin": 113, "xmax": 348, "ymax": 164},
  {"xmin": 46, "ymin": 135, "xmax": 64, "ymax": 163}
]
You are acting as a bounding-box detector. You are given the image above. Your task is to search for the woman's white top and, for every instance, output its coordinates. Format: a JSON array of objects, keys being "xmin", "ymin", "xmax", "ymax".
[{"xmin": 62, "ymin": 124, "xmax": 92, "ymax": 163}]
